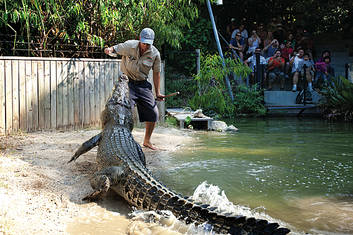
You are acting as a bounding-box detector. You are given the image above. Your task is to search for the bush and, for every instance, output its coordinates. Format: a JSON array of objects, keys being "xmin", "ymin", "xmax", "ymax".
[
  {"xmin": 233, "ymin": 85, "xmax": 267, "ymax": 117},
  {"xmin": 319, "ymin": 76, "xmax": 353, "ymax": 121},
  {"xmin": 187, "ymin": 53, "xmax": 266, "ymax": 118},
  {"xmin": 165, "ymin": 69, "xmax": 196, "ymax": 108}
]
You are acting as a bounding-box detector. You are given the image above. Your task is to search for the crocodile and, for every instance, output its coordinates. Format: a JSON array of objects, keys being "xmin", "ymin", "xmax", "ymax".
[{"xmin": 69, "ymin": 74, "xmax": 290, "ymax": 235}]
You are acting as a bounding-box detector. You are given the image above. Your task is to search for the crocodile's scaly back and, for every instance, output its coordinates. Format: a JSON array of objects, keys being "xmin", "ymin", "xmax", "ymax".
[
  {"xmin": 71, "ymin": 74, "xmax": 291, "ymax": 235},
  {"xmin": 101, "ymin": 74, "xmax": 133, "ymax": 132}
]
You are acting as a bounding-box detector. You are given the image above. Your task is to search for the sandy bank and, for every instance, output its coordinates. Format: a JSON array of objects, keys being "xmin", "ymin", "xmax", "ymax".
[{"xmin": 0, "ymin": 127, "xmax": 192, "ymax": 235}]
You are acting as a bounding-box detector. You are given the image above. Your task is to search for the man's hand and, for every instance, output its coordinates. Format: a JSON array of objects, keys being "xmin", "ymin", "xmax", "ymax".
[
  {"xmin": 104, "ymin": 47, "xmax": 113, "ymax": 55},
  {"xmin": 156, "ymin": 94, "xmax": 165, "ymax": 101}
]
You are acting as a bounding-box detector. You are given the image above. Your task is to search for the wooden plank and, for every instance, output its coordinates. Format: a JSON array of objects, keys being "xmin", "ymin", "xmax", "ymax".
[
  {"xmin": 0, "ymin": 60, "xmax": 5, "ymax": 134},
  {"xmin": 94, "ymin": 62, "xmax": 100, "ymax": 125},
  {"xmin": 5, "ymin": 60, "xmax": 13, "ymax": 134},
  {"xmin": 26, "ymin": 60, "xmax": 33, "ymax": 131},
  {"xmin": 73, "ymin": 61, "xmax": 80, "ymax": 128},
  {"xmin": 99, "ymin": 61, "xmax": 105, "ymax": 118},
  {"xmin": 12, "ymin": 60, "xmax": 20, "ymax": 132},
  {"xmin": 50, "ymin": 61, "xmax": 57, "ymax": 129},
  {"xmin": 38, "ymin": 61, "xmax": 45, "ymax": 129},
  {"xmin": 56, "ymin": 61, "xmax": 63, "ymax": 128},
  {"xmin": 62, "ymin": 61, "xmax": 68, "ymax": 128},
  {"xmin": 67, "ymin": 61, "xmax": 75, "ymax": 127},
  {"xmin": 109, "ymin": 61, "xmax": 116, "ymax": 95},
  {"xmin": 4, "ymin": 61, "xmax": 12, "ymax": 134},
  {"xmin": 113, "ymin": 61, "xmax": 120, "ymax": 91},
  {"xmin": 31, "ymin": 61, "xmax": 39, "ymax": 131},
  {"xmin": 90, "ymin": 62, "xmax": 99, "ymax": 125},
  {"xmin": 33, "ymin": 62, "xmax": 40, "ymax": 130},
  {"xmin": 104, "ymin": 62, "xmax": 112, "ymax": 101},
  {"xmin": 19, "ymin": 60, "xmax": 27, "ymax": 131},
  {"xmin": 44, "ymin": 61, "xmax": 51, "ymax": 129},
  {"xmin": 78, "ymin": 61, "xmax": 85, "ymax": 128},
  {"xmin": 83, "ymin": 61, "xmax": 90, "ymax": 126}
]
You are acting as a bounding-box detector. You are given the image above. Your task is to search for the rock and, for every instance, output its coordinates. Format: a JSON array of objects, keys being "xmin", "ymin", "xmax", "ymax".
[
  {"xmin": 225, "ymin": 125, "xmax": 238, "ymax": 132},
  {"xmin": 211, "ymin": 121, "xmax": 228, "ymax": 132},
  {"xmin": 193, "ymin": 109, "xmax": 207, "ymax": 118}
]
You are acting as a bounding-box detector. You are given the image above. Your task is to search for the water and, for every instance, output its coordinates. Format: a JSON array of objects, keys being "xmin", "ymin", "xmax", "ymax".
[{"xmin": 154, "ymin": 118, "xmax": 353, "ymax": 234}]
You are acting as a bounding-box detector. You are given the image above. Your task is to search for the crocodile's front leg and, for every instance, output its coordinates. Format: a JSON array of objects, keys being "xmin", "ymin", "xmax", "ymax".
[
  {"xmin": 83, "ymin": 166, "xmax": 124, "ymax": 201},
  {"xmin": 68, "ymin": 133, "xmax": 102, "ymax": 163}
]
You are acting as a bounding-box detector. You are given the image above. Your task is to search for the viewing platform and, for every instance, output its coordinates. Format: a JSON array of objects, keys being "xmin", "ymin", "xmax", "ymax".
[{"xmin": 264, "ymin": 90, "xmax": 322, "ymax": 116}]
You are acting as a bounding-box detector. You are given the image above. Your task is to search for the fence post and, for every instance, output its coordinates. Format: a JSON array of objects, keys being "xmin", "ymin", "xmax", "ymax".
[{"xmin": 196, "ymin": 49, "xmax": 201, "ymax": 96}]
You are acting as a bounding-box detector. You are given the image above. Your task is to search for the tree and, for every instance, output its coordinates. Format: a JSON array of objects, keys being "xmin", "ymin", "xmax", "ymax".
[
  {"xmin": 0, "ymin": 0, "xmax": 206, "ymax": 57},
  {"xmin": 217, "ymin": 0, "xmax": 352, "ymax": 36}
]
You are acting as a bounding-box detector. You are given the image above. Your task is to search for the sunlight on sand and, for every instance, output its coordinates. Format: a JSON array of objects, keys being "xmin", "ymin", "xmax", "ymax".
[{"xmin": 288, "ymin": 196, "xmax": 353, "ymax": 234}]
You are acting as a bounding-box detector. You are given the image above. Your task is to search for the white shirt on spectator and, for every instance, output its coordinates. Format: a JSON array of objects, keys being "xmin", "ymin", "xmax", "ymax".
[
  {"xmin": 291, "ymin": 56, "xmax": 304, "ymax": 73},
  {"xmin": 247, "ymin": 54, "xmax": 267, "ymax": 72}
]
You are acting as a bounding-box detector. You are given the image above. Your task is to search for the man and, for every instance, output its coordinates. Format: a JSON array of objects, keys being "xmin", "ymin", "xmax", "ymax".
[
  {"xmin": 104, "ymin": 28, "xmax": 165, "ymax": 150},
  {"xmin": 231, "ymin": 23, "xmax": 248, "ymax": 45},
  {"xmin": 244, "ymin": 47, "xmax": 267, "ymax": 83},
  {"xmin": 263, "ymin": 39, "xmax": 279, "ymax": 59},
  {"xmin": 289, "ymin": 48, "xmax": 311, "ymax": 92},
  {"xmin": 267, "ymin": 49, "xmax": 285, "ymax": 90},
  {"xmin": 226, "ymin": 18, "xmax": 237, "ymax": 39},
  {"xmin": 229, "ymin": 32, "xmax": 245, "ymax": 60}
]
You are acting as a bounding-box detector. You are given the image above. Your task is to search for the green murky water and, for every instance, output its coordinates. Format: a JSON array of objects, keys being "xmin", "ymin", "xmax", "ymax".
[{"xmin": 156, "ymin": 118, "xmax": 353, "ymax": 234}]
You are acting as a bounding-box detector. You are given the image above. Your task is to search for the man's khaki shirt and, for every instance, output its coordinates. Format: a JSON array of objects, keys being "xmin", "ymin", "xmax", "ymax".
[{"xmin": 113, "ymin": 40, "xmax": 161, "ymax": 81}]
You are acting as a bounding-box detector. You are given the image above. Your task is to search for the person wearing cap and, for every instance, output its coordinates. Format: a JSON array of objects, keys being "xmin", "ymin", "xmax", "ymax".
[
  {"xmin": 226, "ymin": 18, "xmax": 237, "ymax": 39},
  {"xmin": 104, "ymin": 28, "xmax": 165, "ymax": 150}
]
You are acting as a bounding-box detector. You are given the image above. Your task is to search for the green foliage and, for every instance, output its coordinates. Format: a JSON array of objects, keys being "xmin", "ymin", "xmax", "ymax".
[
  {"xmin": 165, "ymin": 17, "xmax": 214, "ymax": 76},
  {"xmin": 165, "ymin": 116, "xmax": 178, "ymax": 127},
  {"xmin": 188, "ymin": 53, "xmax": 260, "ymax": 118},
  {"xmin": 233, "ymin": 85, "xmax": 266, "ymax": 117},
  {"xmin": 217, "ymin": 0, "xmax": 352, "ymax": 36},
  {"xmin": 165, "ymin": 69, "xmax": 196, "ymax": 108},
  {"xmin": 0, "ymin": 0, "xmax": 204, "ymax": 56},
  {"xmin": 180, "ymin": 17, "xmax": 214, "ymax": 52},
  {"xmin": 319, "ymin": 76, "xmax": 353, "ymax": 121}
]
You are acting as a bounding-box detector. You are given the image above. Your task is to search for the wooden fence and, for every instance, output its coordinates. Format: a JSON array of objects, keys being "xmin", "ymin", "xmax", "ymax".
[{"xmin": 0, "ymin": 57, "xmax": 165, "ymax": 135}]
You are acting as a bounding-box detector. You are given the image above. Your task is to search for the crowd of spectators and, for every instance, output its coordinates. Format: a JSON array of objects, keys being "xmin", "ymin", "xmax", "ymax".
[{"xmin": 227, "ymin": 17, "xmax": 335, "ymax": 92}]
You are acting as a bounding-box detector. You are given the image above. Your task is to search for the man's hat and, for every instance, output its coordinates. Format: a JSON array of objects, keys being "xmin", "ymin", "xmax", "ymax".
[{"xmin": 140, "ymin": 28, "xmax": 155, "ymax": 45}]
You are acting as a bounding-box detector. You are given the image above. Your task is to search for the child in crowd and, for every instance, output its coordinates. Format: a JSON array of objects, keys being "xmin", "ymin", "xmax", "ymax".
[
  {"xmin": 281, "ymin": 41, "xmax": 294, "ymax": 76},
  {"xmin": 314, "ymin": 56, "xmax": 334, "ymax": 87},
  {"xmin": 302, "ymin": 53, "xmax": 315, "ymax": 92}
]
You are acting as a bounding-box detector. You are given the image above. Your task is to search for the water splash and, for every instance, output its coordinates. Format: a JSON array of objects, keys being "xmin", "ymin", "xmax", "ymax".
[{"xmin": 191, "ymin": 181, "xmax": 300, "ymax": 234}]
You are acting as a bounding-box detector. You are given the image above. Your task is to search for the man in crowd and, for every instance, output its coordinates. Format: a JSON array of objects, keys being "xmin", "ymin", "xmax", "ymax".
[
  {"xmin": 104, "ymin": 28, "xmax": 165, "ymax": 150},
  {"xmin": 226, "ymin": 18, "xmax": 237, "ymax": 39},
  {"xmin": 263, "ymin": 39, "xmax": 280, "ymax": 59},
  {"xmin": 229, "ymin": 32, "xmax": 246, "ymax": 60},
  {"xmin": 244, "ymin": 47, "xmax": 267, "ymax": 83},
  {"xmin": 231, "ymin": 23, "xmax": 249, "ymax": 46},
  {"xmin": 267, "ymin": 49, "xmax": 285, "ymax": 90},
  {"xmin": 290, "ymin": 48, "xmax": 304, "ymax": 92},
  {"xmin": 290, "ymin": 48, "xmax": 314, "ymax": 92}
]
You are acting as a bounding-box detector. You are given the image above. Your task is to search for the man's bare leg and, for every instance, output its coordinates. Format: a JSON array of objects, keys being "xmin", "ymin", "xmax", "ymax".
[{"xmin": 143, "ymin": 121, "xmax": 157, "ymax": 150}]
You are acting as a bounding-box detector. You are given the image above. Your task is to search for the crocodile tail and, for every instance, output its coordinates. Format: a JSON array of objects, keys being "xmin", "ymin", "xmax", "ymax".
[
  {"xmin": 175, "ymin": 199, "xmax": 290, "ymax": 234},
  {"xmin": 68, "ymin": 133, "xmax": 102, "ymax": 163},
  {"xmin": 132, "ymin": 178, "xmax": 290, "ymax": 234},
  {"xmin": 149, "ymin": 190, "xmax": 291, "ymax": 235}
]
